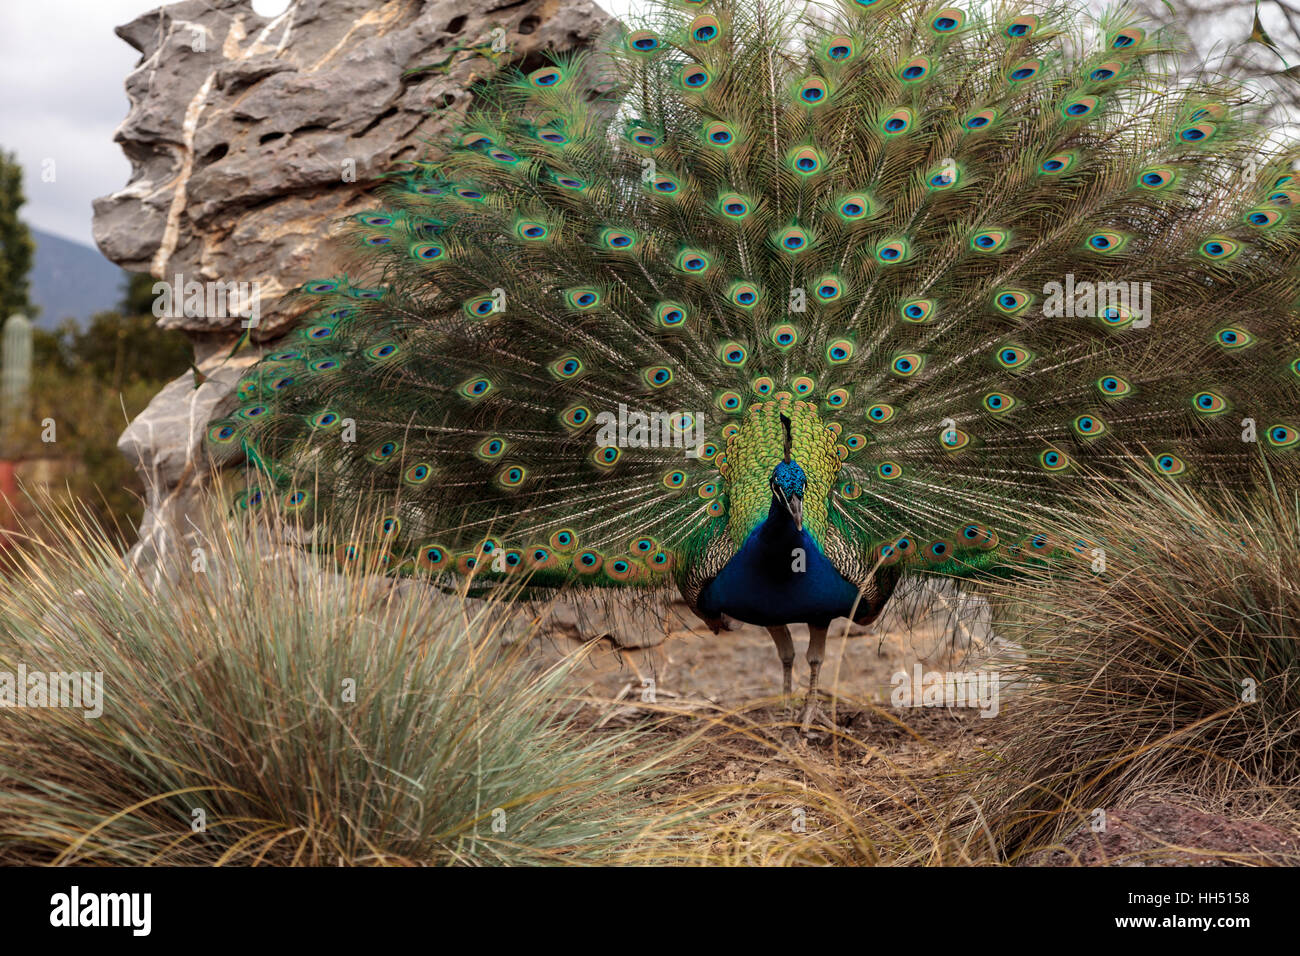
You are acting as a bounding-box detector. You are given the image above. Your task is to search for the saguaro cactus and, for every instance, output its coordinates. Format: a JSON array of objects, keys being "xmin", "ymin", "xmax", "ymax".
[{"xmin": 1, "ymin": 313, "xmax": 32, "ymax": 433}]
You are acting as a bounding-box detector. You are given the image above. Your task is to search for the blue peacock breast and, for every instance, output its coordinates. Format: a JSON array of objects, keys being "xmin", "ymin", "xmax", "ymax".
[{"xmin": 696, "ymin": 517, "xmax": 862, "ymax": 628}]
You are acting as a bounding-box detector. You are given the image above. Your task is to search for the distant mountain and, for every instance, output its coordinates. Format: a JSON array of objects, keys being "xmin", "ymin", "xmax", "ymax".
[{"xmin": 27, "ymin": 228, "xmax": 126, "ymax": 329}]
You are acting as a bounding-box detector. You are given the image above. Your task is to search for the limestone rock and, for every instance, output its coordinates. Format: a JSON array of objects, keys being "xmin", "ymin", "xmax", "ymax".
[
  {"xmin": 117, "ymin": 352, "xmax": 257, "ymax": 582},
  {"xmin": 94, "ymin": 0, "xmax": 611, "ymax": 574},
  {"xmin": 93, "ymin": 0, "xmax": 610, "ymax": 337}
]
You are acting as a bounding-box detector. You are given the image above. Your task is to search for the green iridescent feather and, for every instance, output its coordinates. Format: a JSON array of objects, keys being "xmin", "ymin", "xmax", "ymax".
[{"xmin": 205, "ymin": 0, "xmax": 1300, "ymax": 601}]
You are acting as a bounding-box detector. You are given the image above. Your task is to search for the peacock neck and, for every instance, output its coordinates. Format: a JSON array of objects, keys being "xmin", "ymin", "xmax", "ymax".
[
  {"xmin": 696, "ymin": 491, "xmax": 862, "ymax": 629},
  {"xmin": 720, "ymin": 400, "xmax": 842, "ymax": 550},
  {"xmin": 757, "ymin": 493, "xmax": 805, "ymax": 554}
]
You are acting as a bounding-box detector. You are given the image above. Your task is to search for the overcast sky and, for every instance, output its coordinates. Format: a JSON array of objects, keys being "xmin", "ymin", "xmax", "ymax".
[{"xmin": 0, "ymin": 0, "xmax": 1272, "ymax": 251}]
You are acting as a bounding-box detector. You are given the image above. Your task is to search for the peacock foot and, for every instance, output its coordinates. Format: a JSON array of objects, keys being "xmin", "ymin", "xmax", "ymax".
[{"xmin": 798, "ymin": 696, "xmax": 835, "ymax": 738}]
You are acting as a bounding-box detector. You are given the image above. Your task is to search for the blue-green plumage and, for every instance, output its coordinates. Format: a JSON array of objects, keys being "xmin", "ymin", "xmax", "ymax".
[{"xmin": 698, "ymin": 495, "xmax": 864, "ymax": 628}]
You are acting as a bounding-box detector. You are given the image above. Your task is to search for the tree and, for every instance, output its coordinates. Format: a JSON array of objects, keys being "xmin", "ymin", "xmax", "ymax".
[
  {"xmin": 0, "ymin": 150, "xmax": 35, "ymax": 320},
  {"xmin": 1136, "ymin": 0, "xmax": 1300, "ymax": 126},
  {"xmin": 16, "ymin": 271, "xmax": 191, "ymax": 538}
]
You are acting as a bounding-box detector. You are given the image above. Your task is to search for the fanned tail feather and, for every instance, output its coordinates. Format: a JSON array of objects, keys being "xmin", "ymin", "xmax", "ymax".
[{"xmin": 206, "ymin": 0, "xmax": 1300, "ymax": 592}]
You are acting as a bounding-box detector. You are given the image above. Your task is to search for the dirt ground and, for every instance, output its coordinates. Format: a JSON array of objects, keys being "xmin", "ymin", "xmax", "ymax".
[
  {"xmin": 522, "ymin": 593, "xmax": 1300, "ymax": 866},
  {"xmin": 536, "ymin": 584, "xmax": 1001, "ymax": 709}
]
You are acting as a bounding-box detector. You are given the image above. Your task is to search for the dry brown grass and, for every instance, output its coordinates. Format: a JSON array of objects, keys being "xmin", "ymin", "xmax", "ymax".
[
  {"xmin": 3, "ymin": 471, "xmax": 1299, "ymax": 865},
  {"xmin": 605, "ymin": 473, "xmax": 1300, "ymax": 865},
  {"xmin": 0, "ymin": 499, "xmax": 693, "ymax": 865}
]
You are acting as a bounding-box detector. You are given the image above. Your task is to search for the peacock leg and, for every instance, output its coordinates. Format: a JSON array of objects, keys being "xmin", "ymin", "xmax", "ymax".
[
  {"xmin": 765, "ymin": 625, "xmax": 796, "ymax": 714},
  {"xmin": 800, "ymin": 624, "xmax": 833, "ymax": 735}
]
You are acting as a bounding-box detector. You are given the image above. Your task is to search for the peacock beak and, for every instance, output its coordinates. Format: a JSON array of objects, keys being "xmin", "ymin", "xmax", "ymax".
[{"xmin": 786, "ymin": 493, "xmax": 803, "ymax": 532}]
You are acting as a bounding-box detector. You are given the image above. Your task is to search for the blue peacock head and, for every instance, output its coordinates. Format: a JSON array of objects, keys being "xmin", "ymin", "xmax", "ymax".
[{"xmin": 769, "ymin": 414, "xmax": 807, "ymax": 530}]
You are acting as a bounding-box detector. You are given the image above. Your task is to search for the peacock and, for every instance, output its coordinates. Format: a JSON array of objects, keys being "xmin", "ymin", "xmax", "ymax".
[{"xmin": 206, "ymin": 0, "xmax": 1300, "ymax": 732}]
